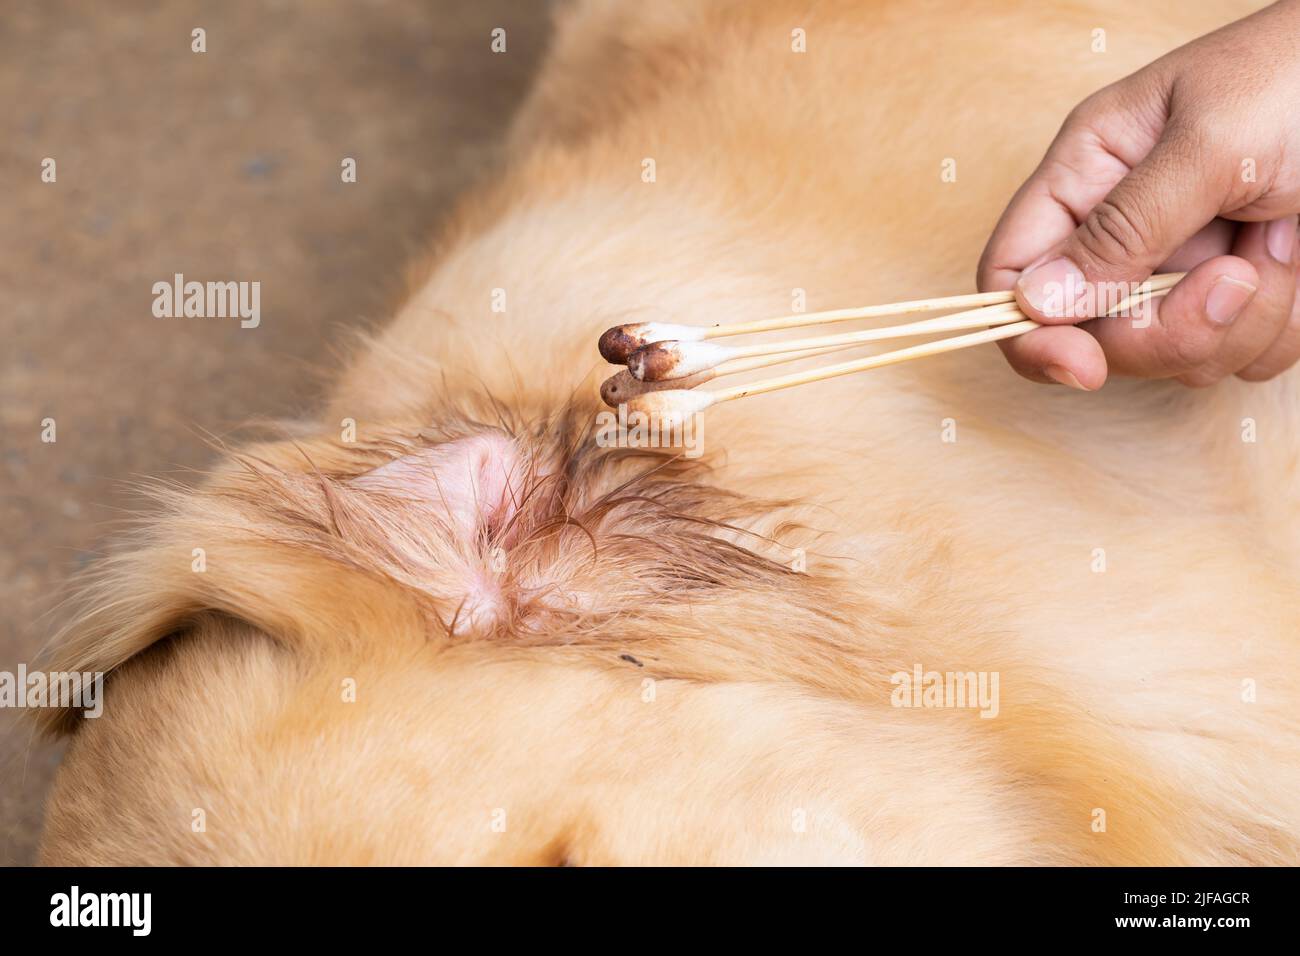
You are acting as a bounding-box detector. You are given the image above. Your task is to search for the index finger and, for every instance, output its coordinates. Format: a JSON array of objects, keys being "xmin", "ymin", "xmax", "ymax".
[{"xmin": 977, "ymin": 106, "xmax": 1140, "ymax": 291}]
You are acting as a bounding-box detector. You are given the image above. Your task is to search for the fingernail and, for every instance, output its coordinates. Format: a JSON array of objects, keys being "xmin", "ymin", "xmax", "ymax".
[
  {"xmin": 1017, "ymin": 257, "xmax": 1087, "ymax": 317},
  {"xmin": 1204, "ymin": 276, "xmax": 1257, "ymax": 326},
  {"xmin": 1043, "ymin": 365, "xmax": 1088, "ymax": 390},
  {"xmin": 1266, "ymin": 215, "xmax": 1297, "ymax": 265}
]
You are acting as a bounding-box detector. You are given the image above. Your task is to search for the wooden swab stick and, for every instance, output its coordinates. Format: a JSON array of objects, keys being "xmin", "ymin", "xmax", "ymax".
[
  {"xmin": 598, "ymin": 273, "xmax": 1185, "ymax": 362},
  {"xmin": 627, "ymin": 300, "xmax": 1026, "ymax": 381},
  {"xmin": 622, "ymin": 281, "xmax": 1177, "ymax": 419},
  {"xmin": 709, "ymin": 320, "xmax": 1039, "ymax": 401}
]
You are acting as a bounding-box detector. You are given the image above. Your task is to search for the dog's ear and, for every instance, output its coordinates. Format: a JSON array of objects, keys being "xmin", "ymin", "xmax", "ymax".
[
  {"xmin": 350, "ymin": 432, "xmax": 528, "ymax": 544},
  {"xmin": 38, "ymin": 429, "xmax": 537, "ymax": 737},
  {"xmin": 35, "ymin": 476, "xmax": 429, "ymax": 737}
]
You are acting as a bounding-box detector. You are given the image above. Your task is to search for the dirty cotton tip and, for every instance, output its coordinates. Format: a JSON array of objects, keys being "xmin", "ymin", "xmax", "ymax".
[
  {"xmin": 600, "ymin": 368, "xmax": 714, "ymax": 406},
  {"xmin": 597, "ymin": 322, "xmax": 706, "ymax": 363},
  {"xmin": 628, "ymin": 341, "xmax": 731, "ymax": 382}
]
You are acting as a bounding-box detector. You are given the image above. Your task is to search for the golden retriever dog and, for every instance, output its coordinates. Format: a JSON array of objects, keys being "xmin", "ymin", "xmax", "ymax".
[{"xmin": 38, "ymin": 0, "xmax": 1299, "ymax": 865}]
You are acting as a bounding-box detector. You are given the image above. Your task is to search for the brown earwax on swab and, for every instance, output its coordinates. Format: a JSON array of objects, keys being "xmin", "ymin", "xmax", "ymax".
[
  {"xmin": 614, "ymin": 278, "xmax": 1176, "ymax": 416},
  {"xmin": 599, "ymin": 323, "xmax": 700, "ymax": 363},
  {"xmin": 600, "ymin": 368, "xmax": 712, "ymax": 405}
]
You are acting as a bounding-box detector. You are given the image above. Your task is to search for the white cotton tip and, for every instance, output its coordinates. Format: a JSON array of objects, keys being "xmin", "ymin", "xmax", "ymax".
[
  {"xmin": 598, "ymin": 322, "xmax": 707, "ymax": 362},
  {"xmin": 627, "ymin": 340, "xmax": 732, "ymax": 381},
  {"xmin": 625, "ymin": 389, "xmax": 717, "ymax": 426}
]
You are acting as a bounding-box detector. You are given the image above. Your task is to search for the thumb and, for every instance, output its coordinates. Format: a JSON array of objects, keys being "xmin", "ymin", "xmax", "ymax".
[{"xmin": 1015, "ymin": 127, "xmax": 1226, "ymax": 323}]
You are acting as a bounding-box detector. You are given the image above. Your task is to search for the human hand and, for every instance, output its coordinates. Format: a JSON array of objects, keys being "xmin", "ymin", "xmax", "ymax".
[{"xmin": 978, "ymin": 0, "xmax": 1300, "ymax": 388}]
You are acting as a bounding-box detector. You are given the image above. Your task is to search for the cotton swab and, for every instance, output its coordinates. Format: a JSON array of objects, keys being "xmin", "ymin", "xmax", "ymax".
[
  {"xmin": 627, "ymin": 300, "xmax": 1026, "ymax": 381},
  {"xmin": 625, "ymin": 320, "xmax": 1040, "ymax": 421},
  {"xmin": 613, "ymin": 277, "xmax": 1178, "ymax": 418},
  {"xmin": 597, "ymin": 273, "xmax": 1184, "ymax": 363},
  {"xmin": 596, "ymin": 290, "xmax": 1021, "ymax": 362}
]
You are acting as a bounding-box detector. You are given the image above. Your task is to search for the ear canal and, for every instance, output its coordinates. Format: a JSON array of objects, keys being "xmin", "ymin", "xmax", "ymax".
[{"xmin": 351, "ymin": 433, "xmax": 528, "ymax": 544}]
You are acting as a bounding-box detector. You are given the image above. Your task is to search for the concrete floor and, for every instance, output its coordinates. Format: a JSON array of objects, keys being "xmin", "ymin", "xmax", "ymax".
[{"xmin": 0, "ymin": 0, "xmax": 549, "ymax": 865}]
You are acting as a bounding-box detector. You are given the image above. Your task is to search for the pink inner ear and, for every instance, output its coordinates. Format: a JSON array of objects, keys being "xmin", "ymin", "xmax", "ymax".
[{"xmin": 353, "ymin": 434, "xmax": 522, "ymax": 540}]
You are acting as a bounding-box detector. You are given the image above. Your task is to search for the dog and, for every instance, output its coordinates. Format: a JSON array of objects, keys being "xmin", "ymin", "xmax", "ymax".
[{"xmin": 38, "ymin": 0, "xmax": 1298, "ymax": 865}]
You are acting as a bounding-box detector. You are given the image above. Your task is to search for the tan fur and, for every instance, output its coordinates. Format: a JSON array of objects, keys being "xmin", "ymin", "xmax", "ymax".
[{"xmin": 39, "ymin": 0, "xmax": 1299, "ymax": 865}]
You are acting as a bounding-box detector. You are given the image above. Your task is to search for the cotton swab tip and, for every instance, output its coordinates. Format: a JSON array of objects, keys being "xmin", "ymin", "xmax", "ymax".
[
  {"xmin": 628, "ymin": 340, "xmax": 731, "ymax": 381},
  {"xmin": 625, "ymin": 388, "xmax": 717, "ymax": 425},
  {"xmin": 598, "ymin": 322, "xmax": 707, "ymax": 363},
  {"xmin": 600, "ymin": 368, "xmax": 712, "ymax": 406}
]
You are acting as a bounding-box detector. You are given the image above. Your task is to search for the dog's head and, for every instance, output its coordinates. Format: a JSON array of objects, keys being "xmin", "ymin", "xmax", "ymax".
[{"xmin": 37, "ymin": 399, "xmax": 913, "ymax": 864}]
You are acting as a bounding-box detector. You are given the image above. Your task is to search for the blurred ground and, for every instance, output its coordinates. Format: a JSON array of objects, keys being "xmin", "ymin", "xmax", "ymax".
[{"xmin": 0, "ymin": 0, "xmax": 550, "ymax": 865}]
